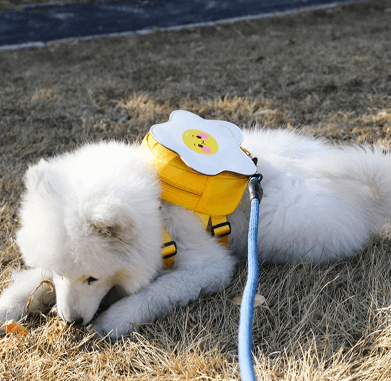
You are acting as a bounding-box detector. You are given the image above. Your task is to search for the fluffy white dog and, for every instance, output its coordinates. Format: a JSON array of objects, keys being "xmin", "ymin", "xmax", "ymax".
[{"xmin": 1, "ymin": 128, "xmax": 391, "ymax": 338}]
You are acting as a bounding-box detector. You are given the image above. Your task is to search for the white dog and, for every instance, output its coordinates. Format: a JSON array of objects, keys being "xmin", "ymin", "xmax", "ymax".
[{"xmin": 1, "ymin": 128, "xmax": 391, "ymax": 338}]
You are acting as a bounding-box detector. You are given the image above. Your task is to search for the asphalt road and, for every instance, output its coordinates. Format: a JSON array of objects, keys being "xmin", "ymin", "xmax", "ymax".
[{"xmin": 0, "ymin": 0, "xmax": 354, "ymax": 48}]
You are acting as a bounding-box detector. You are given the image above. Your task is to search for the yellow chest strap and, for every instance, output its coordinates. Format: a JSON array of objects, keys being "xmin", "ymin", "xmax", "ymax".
[
  {"xmin": 161, "ymin": 214, "xmax": 230, "ymax": 269},
  {"xmin": 161, "ymin": 226, "xmax": 177, "ymax": 268}
]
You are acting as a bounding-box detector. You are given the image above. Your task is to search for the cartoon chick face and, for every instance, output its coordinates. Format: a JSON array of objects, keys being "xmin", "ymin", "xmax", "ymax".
[
  {"xmin": 150, "ymin": 110, "xmax": 257, "ymax": 175},
  {"xmin": 182, "ymin": 129, "xmax": 219, "ymax": 155}
]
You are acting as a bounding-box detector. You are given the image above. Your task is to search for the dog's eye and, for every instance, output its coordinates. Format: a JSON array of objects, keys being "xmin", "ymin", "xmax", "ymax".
[{"xmin": 86, "ymin": 276, "xmax": 98, "ymax": 285}]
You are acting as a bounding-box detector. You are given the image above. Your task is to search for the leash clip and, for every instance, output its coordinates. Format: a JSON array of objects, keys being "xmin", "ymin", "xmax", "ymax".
[{"xmin": 248, "ymin": 157, "xmax": 263, "ymax": 202}]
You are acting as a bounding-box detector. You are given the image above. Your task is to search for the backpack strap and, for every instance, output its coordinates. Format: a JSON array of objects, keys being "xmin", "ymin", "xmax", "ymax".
[
  {"xmin": 161, "ymin": 213, "xmax": 231, "ymax": 268},
  {"xmin": 161, "ymin": 226, "xmax": 177, "ymax": 268},
  {"xmin": 210, "ymin": 215, "xmax": 231, "ymax": 246},
  {"xmin": 195, "ymin": 212, "xmax": 231, "ymax": 246}
]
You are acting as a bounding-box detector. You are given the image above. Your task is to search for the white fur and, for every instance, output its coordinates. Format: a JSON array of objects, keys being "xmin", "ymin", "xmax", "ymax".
[{"xmin": 1, "ymin": 129, "xmax": 390, "ymax": 338}]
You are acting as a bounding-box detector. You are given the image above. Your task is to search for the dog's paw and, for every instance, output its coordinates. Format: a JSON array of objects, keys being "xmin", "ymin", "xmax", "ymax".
[
  {"xmin": 0, "ymin": 304, "xmax": 26, "ymax": 323},
  {"xmin": 0, "ymin": 304, "xmax": 26, "ymax": 334},
  {"xmin": 88, "ymin": 308, "xmax": 135, "ymax": 339},
  {"xmin": 88, "ymin": 294, "xmax": 154, "ymax": 339}
]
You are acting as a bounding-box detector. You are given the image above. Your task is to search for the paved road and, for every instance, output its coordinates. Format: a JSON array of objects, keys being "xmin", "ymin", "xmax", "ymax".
[{"xmin": 0, "ymin": 0, "xmax": 354, "ymax": 48}]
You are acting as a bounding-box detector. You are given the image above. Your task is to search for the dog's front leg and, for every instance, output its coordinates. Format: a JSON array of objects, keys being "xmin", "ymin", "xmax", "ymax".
[
  {"xmin": 0, "ymin": 268, "xmax": 54, "ymax": 327},
  {"xmin": 91, "ymin": 241, "xmax": 237, "ymax": 338}
]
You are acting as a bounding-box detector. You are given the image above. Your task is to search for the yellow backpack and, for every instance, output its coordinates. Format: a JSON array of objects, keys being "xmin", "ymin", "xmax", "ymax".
[{"xmin": 141, "ymin": 131, "xmax": 253, "ymax": 268}]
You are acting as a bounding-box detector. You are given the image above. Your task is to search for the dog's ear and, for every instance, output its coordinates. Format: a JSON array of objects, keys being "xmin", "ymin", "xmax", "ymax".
[
  {"xmin": 24, "ymin": 158, "xmax": 62, "ymax": 197},
  {"xmin": 91, "ymin": 212, "xmax": 137, "ymax": 246},
  {"xmin": 92, "ymin": 222, "xmax": 122, "ymax": 239}
]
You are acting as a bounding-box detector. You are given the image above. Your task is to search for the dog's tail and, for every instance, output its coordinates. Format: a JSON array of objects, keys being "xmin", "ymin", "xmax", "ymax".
[{"xmin": 319, "ymin": 145, "xmax": 391, "ymax": 231}]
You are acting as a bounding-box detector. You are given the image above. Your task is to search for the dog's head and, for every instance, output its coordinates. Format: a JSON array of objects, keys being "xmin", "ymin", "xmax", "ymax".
[{"xmin": 17, "ymin": 141, "xmax": 163, "ymax": 325}]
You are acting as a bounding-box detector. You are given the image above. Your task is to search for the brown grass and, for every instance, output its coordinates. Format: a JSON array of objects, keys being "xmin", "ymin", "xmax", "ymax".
[{"xmin": 1, "ymin": 0, "xmax": 391, "ymax": 379}]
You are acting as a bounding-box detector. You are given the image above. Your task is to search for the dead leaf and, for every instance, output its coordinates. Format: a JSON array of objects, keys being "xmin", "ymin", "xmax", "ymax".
[
  {"xmin": 1, "ymin": 319, "xmax": 28, "ymax": 336},
  {"xmin": 231, "ymin": 294, "xmax": 266, "ymax": 307}
]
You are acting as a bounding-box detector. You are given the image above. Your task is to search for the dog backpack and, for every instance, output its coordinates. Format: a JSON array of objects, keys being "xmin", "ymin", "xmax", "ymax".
[{"xmin": 141, "ymin": 110, "xmax": 257, "ymax": 267}]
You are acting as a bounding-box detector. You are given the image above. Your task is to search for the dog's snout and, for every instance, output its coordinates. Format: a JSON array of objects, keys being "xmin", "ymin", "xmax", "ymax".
[{"xmin": 67, "ymin": 317, "xmax": 84, "ymax": 326}]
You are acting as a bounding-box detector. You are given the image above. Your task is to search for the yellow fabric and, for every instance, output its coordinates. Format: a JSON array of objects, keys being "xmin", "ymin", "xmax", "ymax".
[
  {"xmin": 142, "ymin": 132, "xmax": 249, "ymax": 216},
  {"xmin": 210, "ymin": 215, "xmax": 230, "ymax": 242},
  {"xmin": 161, "ymin": 226, "xmax": 176, "ymax": 268},
  {"xmin": 195, "ymin": 213, "xmax": 230, "ymax": 246},
  {"xmin": 142, "ymin": 132, "xmax": 252, "ymax": 264}
]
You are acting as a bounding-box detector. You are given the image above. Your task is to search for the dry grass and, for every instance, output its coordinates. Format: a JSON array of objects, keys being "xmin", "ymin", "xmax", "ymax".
[{"xmin": 1, "ymin": 0, "xmax": 391, "ymax": 379}]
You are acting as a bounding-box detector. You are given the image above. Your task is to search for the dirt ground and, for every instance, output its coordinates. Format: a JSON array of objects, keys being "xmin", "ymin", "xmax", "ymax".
[{"xmin": 1, "ymin": 1, "xmax": 391, "ymax": 380}]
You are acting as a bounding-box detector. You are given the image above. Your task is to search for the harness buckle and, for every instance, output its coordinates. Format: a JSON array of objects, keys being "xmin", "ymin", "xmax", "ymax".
[
  {"xmin": 161, "ymin": 240, "xmax": 177, "ymax": 268},
  {"xmin": 161, "ymin": 241, "xmax": 177, "ymax": 259},
  {"xmin": 211, "ymin": 221, "xmax": 231, "ymax": 238}
]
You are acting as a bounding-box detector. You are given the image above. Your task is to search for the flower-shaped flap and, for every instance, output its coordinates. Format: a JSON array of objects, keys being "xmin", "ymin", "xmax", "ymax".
[{"xmin": 150, "ymin": 110, "xmax": 257, "ymax": 176}]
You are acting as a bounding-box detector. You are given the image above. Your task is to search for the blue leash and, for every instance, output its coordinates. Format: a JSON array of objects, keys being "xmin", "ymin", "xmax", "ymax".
[{"xmin": 239, "ymin": 175, "xmax": 263, "ymax": 381}]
